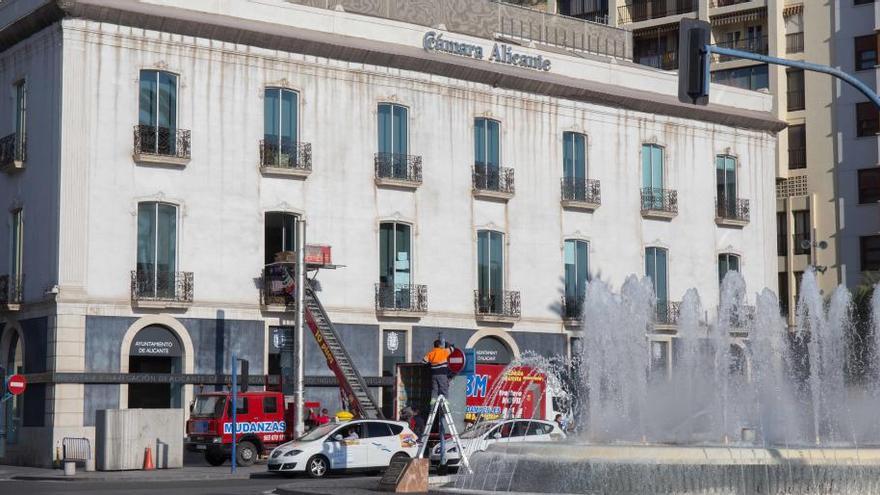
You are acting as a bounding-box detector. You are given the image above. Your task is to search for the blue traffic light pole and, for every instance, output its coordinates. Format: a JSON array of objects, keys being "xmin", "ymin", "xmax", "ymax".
[
  {"xmin": 231, "ymin": 353, "xmax": 237, "ymax": 474},
  {"xmin": 703, "ymin": 45, "xmax": 880, "ymax": 109}
]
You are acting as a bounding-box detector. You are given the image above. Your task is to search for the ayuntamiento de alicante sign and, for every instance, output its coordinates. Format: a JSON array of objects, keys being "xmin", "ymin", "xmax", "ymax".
[{"xmin": 422, "ymin": 31, "xmax": 552, "ymax": 72}]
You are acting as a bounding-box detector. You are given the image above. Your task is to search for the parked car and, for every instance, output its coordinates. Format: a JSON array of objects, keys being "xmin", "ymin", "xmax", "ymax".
[
  {"xmin": 267, "ymin": 419, "xmax": 419, "ymax": 477},
  {"xmin": 430, "ymin": 419, "xmax": 565, "ymax": 467}
]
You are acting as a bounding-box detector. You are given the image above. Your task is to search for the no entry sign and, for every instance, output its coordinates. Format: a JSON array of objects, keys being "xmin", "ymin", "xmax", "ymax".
[
  {"xmin": 6, "ymin": 374, "xmax": 26, "ymax": 396},
  {"xmin": 447, "ymin": 348, "xmax": 466, "ymax": 374}
]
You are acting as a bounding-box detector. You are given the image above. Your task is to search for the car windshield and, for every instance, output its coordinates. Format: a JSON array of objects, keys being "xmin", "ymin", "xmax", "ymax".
[
  {"xmin": 297, "ymin": 423, "xmax": 339, "ymax": 442},
  {"xmin": 191, "ymin": 395, "xmax": 226, "ymax": 418},
  {"xmin": 461, "ymin": 422, "xmax": 499, "ymax": 439}
]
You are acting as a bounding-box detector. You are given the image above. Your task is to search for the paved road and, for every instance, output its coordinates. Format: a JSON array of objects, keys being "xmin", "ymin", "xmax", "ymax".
[{"xmin": 0, "ymin": 474, "xmax": 380, "ymax": 495}]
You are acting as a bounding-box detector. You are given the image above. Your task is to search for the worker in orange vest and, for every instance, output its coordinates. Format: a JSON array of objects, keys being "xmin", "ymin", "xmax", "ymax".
[{"xmin": 422, "ymin": 339, "xmax": 453, "ymax": 401}]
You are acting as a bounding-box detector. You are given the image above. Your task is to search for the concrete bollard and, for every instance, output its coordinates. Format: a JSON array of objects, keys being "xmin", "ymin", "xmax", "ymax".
[
  {"xmin": 85, "ymin": 458, "xmax": 95, "ymax": 472},
  {"xmin": 63, "ymin": 461, "xmax": 76, "ymax": 476}
]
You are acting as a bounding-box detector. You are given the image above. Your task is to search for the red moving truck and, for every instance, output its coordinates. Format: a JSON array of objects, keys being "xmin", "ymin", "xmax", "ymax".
[{"xmin": 185, "ymin": 390, "xmax": 319, "ymax": 466}]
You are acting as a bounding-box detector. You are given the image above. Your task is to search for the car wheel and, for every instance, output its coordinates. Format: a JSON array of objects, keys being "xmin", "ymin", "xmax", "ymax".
[
  {"xmin": 205, "ymin": 447, "xmax": 226, "ymax": 466},
  {"xmin": 306, "ymin": 455, "xmax": 329, "ymax": 478},
  {"xmin": 236, "ymin": 441, "xmax": 258, "ymax": 467},
  {"xmin": 384, "ymin": 452, "xmax": 410, "ymax": 473}
]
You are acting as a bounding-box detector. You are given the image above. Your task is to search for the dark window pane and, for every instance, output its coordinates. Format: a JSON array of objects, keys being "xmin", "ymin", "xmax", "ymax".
[
  {"xmin": 788, "ymin": 125, "xmax": 806, "ymax": 169},
  {"xmin": 857, "ymin": 102, "xmax": 879, "ymax": 137},
  {"xmin": 861, "ymin": 235, "xmax": 880, "ymax": 271},
  {"xmin": 263, "ymin": 397, "xmax": 278, "ymax": 414},
  {"xmin": 236, "ymin": 398, "xmax": 248, "ymax": 415},
  {"xmin": 366, "ymin": 422, "xmax": 393, "ymax": 438},
  {"xmin": 855, "ymin": 34, "xmax": 878, "ymax": 71},
  {"xmin": 389, "ymin": 424, "xmax": 403, "ymax": 435},
  {"xmin": 859, "ymin": 168, "xmax": 880, "ymax": 203},
  {"xmin": 793, "ymin": 209, "xmax": 811, "ymax": 255},
  {"xmin": 786, "ymin": 69, "xmax": 805, "ymax": 111},
  {"xmin": 777, "ymin": 212, "xmax": 787, "ymax": 256}
]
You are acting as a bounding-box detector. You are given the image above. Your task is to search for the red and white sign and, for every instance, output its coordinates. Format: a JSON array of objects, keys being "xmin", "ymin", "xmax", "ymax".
[
  {"xmin": 6, "ymin": 374, "xmax": 26, "ymax": 396},
  {"xmin": 447, "ymin": 348, "xmax": 466, "ymax": 374}
]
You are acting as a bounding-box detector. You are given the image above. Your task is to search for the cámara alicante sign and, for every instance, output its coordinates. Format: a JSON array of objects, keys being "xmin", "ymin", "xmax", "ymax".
[{"xmin": 422, "ymin": 31, "xmax": 552, "ymax": 72}]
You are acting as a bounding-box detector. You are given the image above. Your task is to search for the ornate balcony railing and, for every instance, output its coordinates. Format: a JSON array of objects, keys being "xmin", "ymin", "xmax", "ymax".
[
  {"xmin": 712, "ymin": 36, "xmax": 768, "ymax": 63},
  {"xmin": 374, "ymin": 153, "xmax": 422, "ymax": 184},
  {"xmin": 0, "ymin": 275, "xmax": 23, "ymax": 305},
  {"xmin": 561, "ymin": 295, "xmax": 583, "ymax": 323},
  {"xmin": 727, "ymin": 305, "xmax": 756, "ymax": 328},
  {"xmin": 561, "ymin": 178, "xmax": 601, "ymax": 205},
  {"xmin": 260, "ymin": 140, "xmax": 312, "ymax": 172},
  {"xmin": 655, "ymin": 301, "xmax": 681, "ymax": 326},
  {"xmin": 473, "ymin": 165, "xmax": 515, "ymax": 195},
  {"xmin": 261, "ymin": 265, "xmax": 297, "ymax": 308},
  {"xmin": 130, "ymin": 270, "xmax": 193, "ymax": 304},
  {"xmin": 474, "ymin": 290, "xmax": 521, "ymax": 319},
  {"xmin": 133, "ymin": 125, "xmax": 191, "ymax": 160},
  {"xmin": 0, "ymin": 133, "xmax": 25, "ymax": 168},
  {"xmin": 640, "ymin": 187, "xmax": 678, "ymax": 215},
  {"xmin": 617, "ymin": 0, "xmax": 697, "ymax": 24},
  {"xmin": 785, "ymin": 32, "xmax": 804, "ymax": 54},
  {"xmin": 716, "ymin": 196, "xmax": 750, "ymax": 223},
  {"xmin": 375, "ymin": 284, "xmax": 428, "ymax": 313}
]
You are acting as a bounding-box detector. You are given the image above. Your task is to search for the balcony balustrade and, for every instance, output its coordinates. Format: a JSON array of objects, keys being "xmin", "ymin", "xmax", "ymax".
[
  {"xmin": 474, "ymin": 290, "xmax": 521, "ymax": 322},
  {"xmin": 130, "ymin": 270, "xmax": 193, "ymax": 308},
  {"xmin": 716, "ymin": 196, "xmax": 750, "ymax": 227},
  {"xmin": 617, "ymin": 0, "xmax": 697, "ymax": 24},
  {"xmin": 561, "ymin": 295, "xmax": 583, "ymax": 326},
  {"xmin": 655, "ymin": 301, "xmax": 681, "ymax": 326},
  {"xmin": 261, "ymin": 265, "xmax": 297, "ymax": 310},
  {"xmin": 375, "ymin": 284, "xmax": 428, "ymax": 317},
  {"xmin": 260, "ymin": 140, "xmax": 312, "ymax": 177},
  {"xmin": 0, "ymin": 133, "xmax": 25, "ymax": 172},
  {"xmin": 711, "ymin": 36, "xmax": 768, "ymax": 63},
  {"xmin": 640, "ymin": 187, "xmax": 678, "ymax": 219},
  {"xmin": 0, "ymin": 275, "xmax": 23, "ymax": 311},
  {"xmin": 561, "ymin": 178, "xmax": 601, "ymax": 211},
  {"xmin": 374, "ymin": 153, "xmax": 422, "ymax": 189},
  {"xmin": 133, "ymin": 125, "xmax": 191, "ymax": 166},
  {"xmin": 473, "ymin": 165, "xmax": 515, "ymax": 200}
]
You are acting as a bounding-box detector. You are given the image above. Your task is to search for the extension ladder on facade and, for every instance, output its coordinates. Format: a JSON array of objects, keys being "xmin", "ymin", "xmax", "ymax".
[{"xmin": 303, "ymin": 283, "xmax": 383, "ymax": 419}]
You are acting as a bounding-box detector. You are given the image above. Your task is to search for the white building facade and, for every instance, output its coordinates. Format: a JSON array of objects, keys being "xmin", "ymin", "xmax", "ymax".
[{"xmin": 0, "ymin": 0, "xmax": 782, "ymax": 465}]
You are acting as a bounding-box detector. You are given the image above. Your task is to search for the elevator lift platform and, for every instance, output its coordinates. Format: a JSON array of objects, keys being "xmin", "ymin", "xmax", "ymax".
[{"xmin": 264, "ymin": 246, "xmax": 383, "ymax": 420}]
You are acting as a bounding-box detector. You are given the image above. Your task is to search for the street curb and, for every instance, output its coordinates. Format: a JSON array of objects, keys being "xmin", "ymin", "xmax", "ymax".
[{"xmin": 11, "ymin": 472, "xmax": 256, "ymax": 482}]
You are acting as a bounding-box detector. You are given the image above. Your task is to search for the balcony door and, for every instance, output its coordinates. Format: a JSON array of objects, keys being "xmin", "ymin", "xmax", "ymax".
[
  {"xmin": 139, "ymin": 70, "xmax": 178, "ymax": 154},
  {"xmin": 264, "ymin": 88, "xmax": 299, "ymax": 167},
  {"xmin": 716, "ymin": 155, "xmax": 737, "ymax": 213},
  {"xmin": 477, "ymin": 230, "xmax": 504, "ymax": 313},
  {"xmin": 14, "ymin": 80, "xmax": 25, "ymax": 158},
  {"xmin": 564, "ymin": 240, "xmax": 589, "ymax": 318},
  {"xmin": 379, "ymin": 222, "xmax": 412, "ymax": 309},
  {"xmin": 645, "ymin": 247, "xmax": 669, "ymax": 310},
  {"xmin": 474, "ymin": 118, "xmax": 501, "ymax": 189},
  {"xmin": 718, "ymin": 253, "xmax": 740, "ymax": 285},
  {"xmin": 265, "ymin": 212, "xmax": 298, "ymax": 265},
  {"xmin": 9, "ymin": 209, "xmax": 22, "ymax": 290},
  {"xmin": 137, "ymin": 202, "xmax": 178, "ymax": 299},
  {"xmin": 378, "ymin": 103, "xmax": 408, "ymax": 178},
  {"xmin": 563, "ymin": 132, "xmax": 587, "ymax": 200},
  {"xmin": 642, "ymin": 144, "xmax": 664, "ymax": 208}
]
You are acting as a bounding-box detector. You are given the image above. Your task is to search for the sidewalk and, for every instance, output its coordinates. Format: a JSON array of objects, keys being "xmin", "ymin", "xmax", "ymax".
[
  {"xmin": 0, "ymin": 462, "xmax": 269, "ymax": 482},
  {"xmin": 275, "ymin": 474, "xmax": 455, "ymax": 495}
]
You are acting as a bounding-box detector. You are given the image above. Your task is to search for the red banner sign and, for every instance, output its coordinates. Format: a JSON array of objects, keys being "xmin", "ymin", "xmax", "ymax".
[{"xmin": 464, "ymin": 365, "xmax": 546, "ymax": 423}]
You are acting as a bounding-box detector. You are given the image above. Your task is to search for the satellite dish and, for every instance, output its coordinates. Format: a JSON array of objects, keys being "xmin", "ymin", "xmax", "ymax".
[{"xmin": 818, "ymin": 240, "xmax": 828, "ymax": 250}]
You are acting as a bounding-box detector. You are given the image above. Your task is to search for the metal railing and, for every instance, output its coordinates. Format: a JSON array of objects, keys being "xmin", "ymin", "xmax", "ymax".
[
  {"xmin": 473, "ymin": 166, "xmax": 515, "ymax": 195},
  {"xmin": 716, "ymin": 196, "xmax": 750, "ymax": 222},
  {"xmin": 635, "ymin": 51, "xmax": 678, "ymax": 70},
  {"xmin": 561, "ymin": 177, "xmax": 601, "ymax": 204},
  {"xmin": 261, "ymin": 266, "xmax": 296, "ymax": 308},
  {"xmin": 562, "ymin": 295, "xmax": 583, "ymax": 322},
  {"xmin": 260, "ymin": 140, "xmax": 312, "ymax": 172},
  {"xmin": 375, "ymin": 284, "xmax": 428, "ymax": 312},
  {"xmin": 62, "ymin": 438, "xmax": 91, "ymax": 462},
  {"xmin": 728, "ymin": 305, "xmax": 755, "ymax": 328},
  {"xmin": 640, "ymin": 187, "xmax": 678, "ymax": 214},
  {"xmin": 655, "ymin": 301, "xmax": 681, "ymax": 325},
  {"xmin": 475, "ymin": 290, "xmax": 521, "ymax": 318},
  {"xmin": 133, "ymin": 125, "xmax": 191, "ymax": 159},
  {"xmin": 788, "ymin": 147, "xmax": 806, "ymax": 169},
  {"xmin": 786, "ymin": 32, "xmax": 804, "ymax": 54},
  {"xmin": 0, "ymin": 275, "xmax": 23, "ymax": 305},
  {"xmin": 710, "ymin": 0, "xmax": 753, "ymax": 6},
  {"xmin": 787, "ymin": 89, "xmax": 805, "ymax": 111},
  {"xmin": 0, "ymin": 133, "xmax": 25, "ymax": 167},
  {"xmin": 130, "ymin": 270, "xmax": 193, "ymax": 303},
  {"xmin": 618, "ymin": 0, "xmax": 697, "ymax": 24},
  {"xmin": 793, "ymin": 233, "xmax": 811, "ymax": 255},
  {"xmin": 374, "ymin": 152, "xmax": 422, "ymax": 184},
  {"xmin": 712, "ymin": 36, "xmax": 768, "ymax": 63}
]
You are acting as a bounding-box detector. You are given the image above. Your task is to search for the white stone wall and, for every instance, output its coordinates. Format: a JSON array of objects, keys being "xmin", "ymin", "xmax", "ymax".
[{"xmin": 50, "ymin": 16, "xmax": 778, "ymax": 334}]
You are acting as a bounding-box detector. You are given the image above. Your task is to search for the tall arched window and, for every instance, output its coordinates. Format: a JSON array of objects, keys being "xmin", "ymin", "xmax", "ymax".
[
  {"xmin": 378, "ymin": 222, "xmax": 412, "ymax": 310},
  {"xmin": 645, "ymin": 247, "xmax": 669, "ymax": 316},
  {"xmin": 264, "ymin": 212, "xmax": 298, "ymax": 265},
  {"xmin": 477, "ymin": 230, "xmax": 504, "ymax": 313},
  {"xmin": 718, "ymin": 253, "xmax": 741, "ymax": 285},
  {"xmin": 138, "ymin": 70, "xmax": 178, "ymax": 155},
  {"xmin": 641, "ymin": 144, "xmax": 665, "ymax": 209},
  {"xmin": 716, "ymin": 155, "xmax": 737, "ymax": 216},
  {"xmin": 474, "ymin": 118, "xmax": 501, "ymax": 189},
  {"xmin": 136, "ymin": 202, "xmax": 178, "ymax": 299},
  {"xmin": 263, "ymin": 87, "xmax": 300, "ymax": 167},
  {"xmin": 563, "ymin": 239, "xmax": 589, "ymax": 319}
]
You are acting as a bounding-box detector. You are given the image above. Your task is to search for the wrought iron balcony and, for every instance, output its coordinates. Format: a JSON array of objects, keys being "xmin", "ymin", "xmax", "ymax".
[
  {"xmin": 617, "ymin": 0, "xmax": 697, "ymax": 24},
  {"xmin": 0, "ymin": 275, "xmax": 23, "ymax": 310},
  {"xmin": 374, "ymin": 152, "xmax": 422, "ymax": 188},
  {"xmin": 561, "ymin": 178, "xmax": 601, "ymax": 211},
  {"xmin": 0, "ymin": 133, "xmax": 25, "ymax": 172},
  {"xmin": 261, "ymin": 265, "xmax": 297, "ymax": 310},
  {"xmin": 728, "ymin": 304, "xmax": 755, "ymax": 329},
  {"xmin": 375, "ymin": 284, "xmax": 428, "ymax": 316},
  {"xmin": 133, "ymin": 125, "xmax": 191, "ymax": 165},
  {"xmin": 472, "ymin": 165, "xmax": 515, "ymax": 200},
  {"xmin": 640, "ymin": 187, "xmax": 678, "ymax": 219},
  {"xmin": 655, "ymin": 301, "xmax": 680, "ymax": 326},
  {"xmin": 260, "ymin": 140, "xmax": 312, "ymax": 177},
  {"xmin": 130, "ymin": 270, "xmax": 193, "ymax": 307},
  {"xmin": 715, "ymin": 196, "xmax": 750, "ymax": 227},
  {"xmin": 711, "ymin": 37, "xmax": 768, "ymax": 63},
  {"xmin": 561, "ymin": 295, "xmax": 583, "ymax": 325},
  {"xmin": 474, "ymin": 290, "xmax": 521, "ymax": 321}
]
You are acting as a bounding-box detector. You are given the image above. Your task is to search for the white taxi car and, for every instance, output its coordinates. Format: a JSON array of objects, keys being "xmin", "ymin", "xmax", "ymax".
[
  {"xmin": 268, "ymin": 419, "xmax": 419, "ymax": 478},
  {"xmin": 430, "ymin": 419, "xmax": 565, "ymax": 467}
]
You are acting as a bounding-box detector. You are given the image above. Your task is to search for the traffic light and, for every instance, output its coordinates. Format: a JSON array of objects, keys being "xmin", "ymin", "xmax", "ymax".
[
  {"xmin": 239, "ymin": 359, "xmax": 249, "ymax": 393},
  {"xmin": 678, "ymin": 19, "xmax": 711, "ymax": 105}
]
